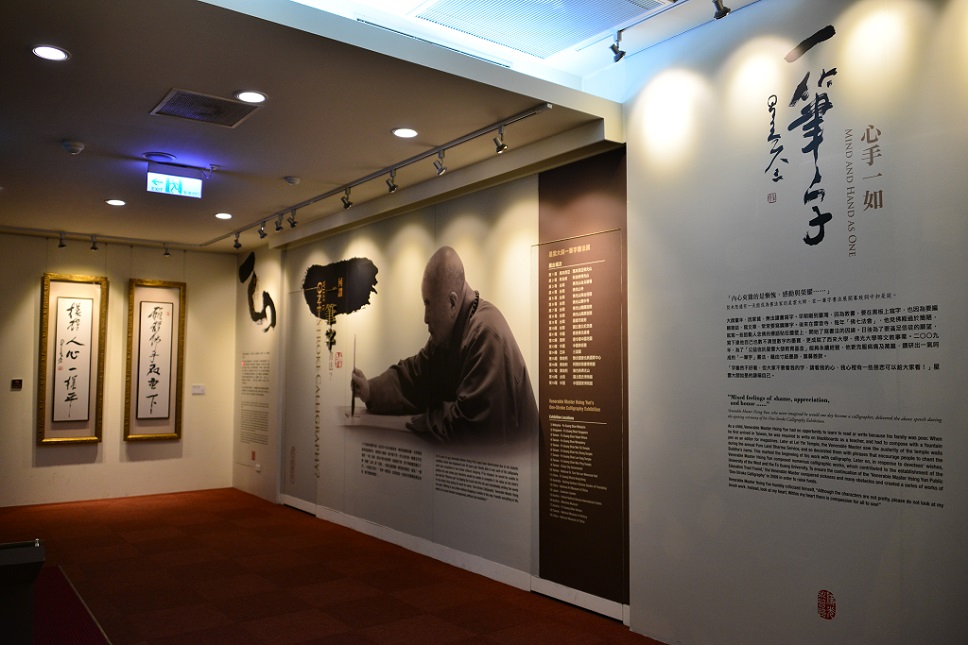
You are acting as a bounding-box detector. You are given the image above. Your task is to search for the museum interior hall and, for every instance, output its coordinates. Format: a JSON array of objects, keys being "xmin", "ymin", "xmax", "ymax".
[{"xmin": 2, "ymin": 1, "xmax": 966, "ymax": 644}]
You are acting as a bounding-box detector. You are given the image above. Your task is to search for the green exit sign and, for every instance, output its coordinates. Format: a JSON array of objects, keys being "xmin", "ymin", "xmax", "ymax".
[{"xmin": 146, "ymin": 171, "xmax": 202, "ymax": 198}]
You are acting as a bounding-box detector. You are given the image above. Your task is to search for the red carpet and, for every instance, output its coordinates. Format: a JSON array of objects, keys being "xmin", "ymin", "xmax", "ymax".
[
  {"xmin": 34, "ymin": 565, "xmax": 110, "ymax": 644},
  {"xmin": 1, "ymin": 489, "xmax": 663, "ymax": 644}
]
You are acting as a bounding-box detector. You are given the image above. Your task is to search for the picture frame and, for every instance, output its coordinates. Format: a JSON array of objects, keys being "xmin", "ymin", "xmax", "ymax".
[
  {"xmin": 37, "ymin": 273, "xmax": 109, "ymax": 445},
  {"xmin": 124, "ymin": 279, "xmax": 186, "ymax": 441}
]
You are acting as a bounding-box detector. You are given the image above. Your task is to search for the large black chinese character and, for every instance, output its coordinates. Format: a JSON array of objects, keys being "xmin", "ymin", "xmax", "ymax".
[
  {"xmin": 239, "ymin": 252, "xmax": 277, "ymax": 332},
  {"xmin": 788, "ymin": 68, "xmax": 838, "ymax": 245}
]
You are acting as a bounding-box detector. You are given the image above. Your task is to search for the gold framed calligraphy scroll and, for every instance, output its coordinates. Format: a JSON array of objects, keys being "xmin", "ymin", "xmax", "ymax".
[
  {"xmin": 37, "ymin": 273, "xmax": 109, "ymax": 445},
  {"xmin": 124, "ymin": 279, "xmax": 186, "ymax": 441}
]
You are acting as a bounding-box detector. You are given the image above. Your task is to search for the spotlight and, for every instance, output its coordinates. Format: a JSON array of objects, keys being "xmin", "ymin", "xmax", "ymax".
[
  {"xmin": 341, "ymin": 188, "xmax": 353, "ymax": 209},
  {"xmin": 712, "ymin": 0, "xmax": 731, "ymax": 19},
  {"xmin": 493, "ymin": 126, "xmax": 508, "ymax": 154},
  {"xmin": 58, "ymin": 232, "xmax": 66, "ymax": 249},
  {"xmin": 90, "ymin": 235, "xmax": 98, "ymax": 251},
  {"xmin": 610, "ymin": 33, "xmax": 626, "ymax": 63},
  {"xmin": 233, "ymin": 233, "xmax": 241, "ymax": 250},
  {"xmin": 258, "ymin": 222, "xmax": 267, "ymax": 239},
  {"xmin": 163, "ymin": 244, "xmax": 171, "ymax": 258},
  {"xmin": 434, "ymin": 150, "xmax": 447, "ymax": 176},
  {"xmin": 275, "ymin": 214, "xmax": 284, "ymax": 232},
  {"xmin": 386, "ymin": 169, "xmax": 399, "ymax": 194},
  {"xmin": 287, "ymin": 211, "xmax": 298, "ymax": 228}
]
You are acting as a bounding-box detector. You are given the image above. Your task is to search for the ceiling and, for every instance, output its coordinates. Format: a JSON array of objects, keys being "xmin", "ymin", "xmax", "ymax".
[{"xmin": 0, "ymin": 0, "xmax": 754, "ymax": 253}]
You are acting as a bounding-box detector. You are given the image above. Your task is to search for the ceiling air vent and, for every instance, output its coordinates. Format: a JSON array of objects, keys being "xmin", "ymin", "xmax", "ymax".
[
  {"xmin": 416, "ymin": 0, "xmax": 673, "ymax": 59},
  {"xmin": 150, "ymin": 89, "xmax": 261, "ymax": 128}
]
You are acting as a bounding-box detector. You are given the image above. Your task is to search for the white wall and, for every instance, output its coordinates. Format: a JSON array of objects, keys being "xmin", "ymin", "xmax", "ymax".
[
  {"xmin": 624, "ymin": 0, "xmax": 967, "ymax": 642},
  {"xmin": 0, "ymin": 233, "xmax": 237, "ymax": 507}
]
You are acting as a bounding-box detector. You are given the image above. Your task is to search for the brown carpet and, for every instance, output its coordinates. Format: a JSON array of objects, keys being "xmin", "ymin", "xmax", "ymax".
[{"xmin": 0, "ymin": 488, "xmax": 663, "ymax": 645}]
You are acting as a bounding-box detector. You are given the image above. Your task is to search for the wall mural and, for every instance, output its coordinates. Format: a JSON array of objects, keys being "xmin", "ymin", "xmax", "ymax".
[
  {"xmin": 735, "ymin": 19, "xmax": 932, "ymax": 515},
  {"xmin": 349, "ymin": 246, "xmax": 537, "ymax": 446},
  {"xmin": 624, "ymin": 2, "xmax": 966, "ymax": 640},
  {"xmin": 293, "ymin": 241, "xmax": 537, "ymax": 573}
]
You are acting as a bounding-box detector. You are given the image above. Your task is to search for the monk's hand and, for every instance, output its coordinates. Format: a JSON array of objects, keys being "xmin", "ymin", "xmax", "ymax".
[
  {"xmin": 350, "ymin": 368, "xmax": 370, "ymax": 403},
  {"xmin": 406, "ymin": 414, "xmax": 430, "ymax": 435}
]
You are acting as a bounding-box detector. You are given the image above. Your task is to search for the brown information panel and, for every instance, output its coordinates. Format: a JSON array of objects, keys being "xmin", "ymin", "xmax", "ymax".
[{"xmin": 538, "ymin": 230, "xmax": 626, "ymax": 603}]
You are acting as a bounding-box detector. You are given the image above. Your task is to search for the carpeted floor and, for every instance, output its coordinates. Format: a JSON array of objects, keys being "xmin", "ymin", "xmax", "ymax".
[
  {"xmin": 0, "ymin": 488, "xmax": 664, "ymax": 645},
  {"xmin": 34, "ymin": 565, "xmax": 111, "ymax": 645}
]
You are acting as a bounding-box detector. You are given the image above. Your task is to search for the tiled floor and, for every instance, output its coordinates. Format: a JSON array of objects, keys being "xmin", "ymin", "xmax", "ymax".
[{"xmin": 1, "ymin": 489, "xmax": 664, "ymax": 645}]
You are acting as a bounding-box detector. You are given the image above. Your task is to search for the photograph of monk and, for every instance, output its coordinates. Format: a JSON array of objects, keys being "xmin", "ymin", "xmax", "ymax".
[{"xmin": 351, "ymin": 246, "xmax": 537, "ymax": 445}]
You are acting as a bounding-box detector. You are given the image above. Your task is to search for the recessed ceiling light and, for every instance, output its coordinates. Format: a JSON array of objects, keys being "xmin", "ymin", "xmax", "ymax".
[
  {"xmin": 105, "ymin": 199, "xmax": 125, "ymax": 206},
  {"xmin": 32, "ymin": 45, "xmax": 71, "ymax": 61},
  {"xmin": 215, "ymin": 212, "xmax": 233, "ymax": 220},
  {"xmin": 392, "ymin": 127, "xmax": 418, "ymax": 138},
  {"xmin": 235, "ymin": 90, "xmax": 267, "ymax": 103}
]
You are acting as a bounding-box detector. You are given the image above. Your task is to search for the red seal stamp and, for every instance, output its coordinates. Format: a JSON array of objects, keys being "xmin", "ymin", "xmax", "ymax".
[{"xmin": 817, "ymin": 589, "xmax": 836, "ymax": 620}]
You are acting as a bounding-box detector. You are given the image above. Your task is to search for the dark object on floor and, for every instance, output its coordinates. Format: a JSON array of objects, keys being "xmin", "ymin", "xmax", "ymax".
[
  {"xmin": 0, "ymin": 539, "xmax": 46, "ymax": 645},
  {"xmin": 33, "ymin": 565, "xmax": 110, "ymax": 645}
]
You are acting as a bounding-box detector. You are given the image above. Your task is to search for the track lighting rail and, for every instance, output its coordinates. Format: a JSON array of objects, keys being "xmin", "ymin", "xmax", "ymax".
[{"xmin": 221, "ymin": 102, "xmax": 553, "ymax": 245}]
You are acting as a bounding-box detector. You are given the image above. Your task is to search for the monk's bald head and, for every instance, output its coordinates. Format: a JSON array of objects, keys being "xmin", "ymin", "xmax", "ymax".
[
  {"xmin": 421, "ymin": 246, "xmax": 468, "ymax": 347},
  {"xmin": 423, "ymin": 246, "xmax": 465, "ymax": 295}
]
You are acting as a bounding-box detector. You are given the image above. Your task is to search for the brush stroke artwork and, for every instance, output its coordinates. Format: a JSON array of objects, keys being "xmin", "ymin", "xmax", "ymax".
[
  {"xmin": 301, "ymin": 258, "xmax": 379, "ymax": 319},
  {"xmin": 239, "ymin": 252, "xmax": 277, "ymax": 332}
]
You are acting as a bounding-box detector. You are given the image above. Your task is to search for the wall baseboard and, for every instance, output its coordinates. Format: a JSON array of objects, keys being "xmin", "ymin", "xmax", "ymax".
[
  {"xmin": 280, "ymin": 493, "xmax": 317, "ymax": 516},
  {"xmin": 530, "ymin": 576, "xmax": 627, "ymax": 623}
]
